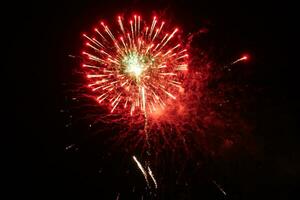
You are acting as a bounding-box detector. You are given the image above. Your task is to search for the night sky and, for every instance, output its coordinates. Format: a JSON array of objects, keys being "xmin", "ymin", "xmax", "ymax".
[{"xmin": 8, "ymin": 0, "xmax": 299, "ymax": 199}]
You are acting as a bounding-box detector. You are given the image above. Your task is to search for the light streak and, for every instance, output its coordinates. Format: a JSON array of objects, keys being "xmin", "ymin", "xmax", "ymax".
[
  {"xmin": 147, "ymin": 166, "xmax": 158, "ymax": 189},
  {"xmin": 231, "ymin": 55, "xmax": 249, "ymax": 64},
  {"xmin": 132, "ymin": 155, "xmax": 149, "ymax": 187},
  {"xmin": 212, "ymin": 180, "xmax": 227, "ymax": 196}
]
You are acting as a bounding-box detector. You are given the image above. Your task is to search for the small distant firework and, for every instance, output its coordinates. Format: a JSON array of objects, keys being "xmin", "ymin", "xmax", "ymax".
[{"xmin": 82, "ymin": 14, "xmax": 188, "ymax": 116}]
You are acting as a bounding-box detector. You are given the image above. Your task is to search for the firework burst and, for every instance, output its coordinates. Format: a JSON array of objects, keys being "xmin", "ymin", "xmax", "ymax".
[
  {"xmin": 75, "ymin": 13, "xmax": 251, "ymax": 160},
  {"xmin": 82, "ymin": 14, "xmax": 188, "ymax": 116}
]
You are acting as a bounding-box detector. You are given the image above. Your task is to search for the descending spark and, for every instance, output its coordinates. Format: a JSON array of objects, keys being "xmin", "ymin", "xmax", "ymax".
[
  {"xmin": 82, "ymin": 14, "xmax": 188, "ymax": 115},
  {"xmin": 212, "ymin": 180, "xmax": 227, "ymax": 196},
  {"xmin": 132, "ymin": 155, "xmax": 149, "ymax": 187},
  {"xmin": 147, "ymin": 166, "xmax": 158, "ymax": 189}
]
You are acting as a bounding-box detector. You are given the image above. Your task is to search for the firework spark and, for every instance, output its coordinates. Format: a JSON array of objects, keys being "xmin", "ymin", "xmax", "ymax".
[
  {"xmin": 132, "ymin": 155, "xmax": 158, "ymax": 189},
  {"xmin": 231, "ymin": 54, "xmax": 249, "ymax": 65},
  {"xmin": 132, "ymin": 155, "xmax": 149, "ymax": 187},
  {"xmin": 82, "ymin": 14, "xmax": 188, "ymax": 116},
  {"xmin": 147, "ymin": 165, "xmax": 158, "ymax": 189},
  {"xmin": 212, "ymin": 180, "xmax": 227, "ymax": 196}
]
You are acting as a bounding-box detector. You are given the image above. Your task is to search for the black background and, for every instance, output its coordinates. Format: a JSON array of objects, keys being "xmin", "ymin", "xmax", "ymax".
[{"xmin": 8, "ymin": 0, "xmax": 299, "ymax": 199}]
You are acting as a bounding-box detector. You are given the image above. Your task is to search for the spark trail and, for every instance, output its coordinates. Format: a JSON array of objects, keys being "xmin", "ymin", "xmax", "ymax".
[
  {"xmin": 231, "ymin": 55, "xmax": 248, "ymax": 64},
  {"xmin": 132, "ymin": 155, "xmax": 158, "ymax": 189},
  {"xmin": 133, "ymin": 155, "xmax": 150, "ymax": 187}
]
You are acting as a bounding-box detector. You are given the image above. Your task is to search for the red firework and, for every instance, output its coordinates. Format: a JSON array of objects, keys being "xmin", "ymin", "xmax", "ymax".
[
  {"xmin": 81, "ymin": 14, "xmax": 188, "ymax": 116},
  {"xmin": 77, "ymin": 13, "xmax": 252, "ymax": 158}
]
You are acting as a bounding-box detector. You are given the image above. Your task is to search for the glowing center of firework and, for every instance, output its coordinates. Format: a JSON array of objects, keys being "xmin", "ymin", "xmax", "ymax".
[{"xmin": 123, "ymin": 52, "xmax": 146, "ymax": 79}]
